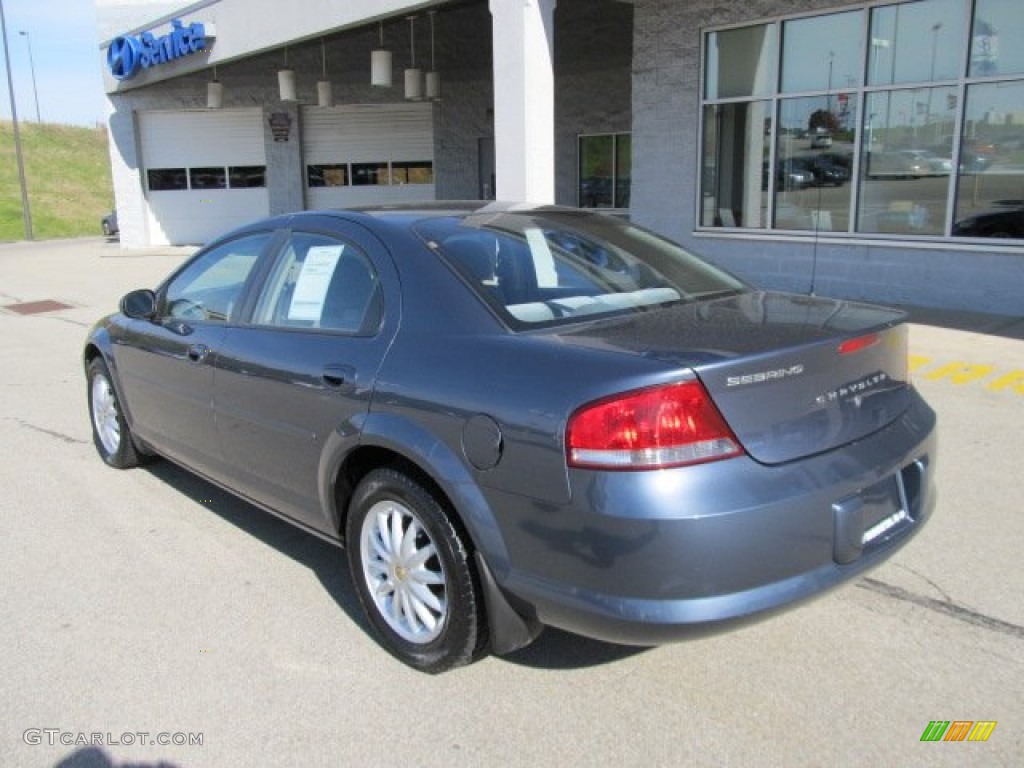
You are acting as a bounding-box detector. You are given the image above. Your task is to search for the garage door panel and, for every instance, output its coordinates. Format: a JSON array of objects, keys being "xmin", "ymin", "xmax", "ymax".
[
  {"xmin": 139, "ymin": 109, "xmax": 268, "ymax": 245},
  {"xmin": 307, "ymin": 185, "xmax": 434, "ymax": 211},
  {"xmin": 301, "ymin": 103, "xmax": 435, "ymax": 210},
  {"xmin": 145, "ymin": 189, "xmax": 270, "ymax": 246},
  {"xmin": 302, "ymin": 104, "xmax": 434, "ymax": 163},
  {"xmin": 140, "ymin": 110, "xmax": 265, "ymax": 168}
]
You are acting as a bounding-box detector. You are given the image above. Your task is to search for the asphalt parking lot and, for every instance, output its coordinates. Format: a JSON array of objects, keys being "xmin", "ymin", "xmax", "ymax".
[{"xmin": 1, "ymin": 237, "xmax": 1021, "ymax": 767}]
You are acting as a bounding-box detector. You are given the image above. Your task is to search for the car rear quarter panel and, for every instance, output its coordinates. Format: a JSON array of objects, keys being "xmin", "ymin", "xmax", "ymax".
[{"xmin": 371, "ymin": 330, "xmax": 683, "ymax": 507}]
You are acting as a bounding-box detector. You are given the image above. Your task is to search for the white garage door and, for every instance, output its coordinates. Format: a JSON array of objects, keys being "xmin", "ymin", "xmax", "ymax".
[
  {"xmin": 139, "ymin": 109, "xmax": 268, "ymax": 246},
  {"xmin": 302, "ymin": 103, "xmax": 435, "ymax": 210}
]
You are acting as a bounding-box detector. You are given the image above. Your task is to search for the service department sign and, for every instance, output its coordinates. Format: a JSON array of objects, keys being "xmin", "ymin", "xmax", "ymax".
[{"xmin": 107, "ymin": 19, "xmax": 211, "ymax": 80}]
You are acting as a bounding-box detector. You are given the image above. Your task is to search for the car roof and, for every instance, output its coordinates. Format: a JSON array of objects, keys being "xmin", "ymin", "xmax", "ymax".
[{"xmin": 274, "ymin": 201, "xmax": 602, "ymax": 235}]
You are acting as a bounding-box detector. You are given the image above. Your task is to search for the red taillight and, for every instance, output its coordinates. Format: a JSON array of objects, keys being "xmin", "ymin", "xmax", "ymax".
[
  {"xmin": 838, "ymin": 332, "xmax": 880, "ymax": 356},
  {"xmin": 566, "ymin": 381, "xmax": 743, "ymax": 470}
]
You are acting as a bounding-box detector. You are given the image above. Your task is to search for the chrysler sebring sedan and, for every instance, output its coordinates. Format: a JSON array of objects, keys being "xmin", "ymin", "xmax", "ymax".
[{"xmin": 84, "ymin": 203, "xmax": 936, "ymax": 672}]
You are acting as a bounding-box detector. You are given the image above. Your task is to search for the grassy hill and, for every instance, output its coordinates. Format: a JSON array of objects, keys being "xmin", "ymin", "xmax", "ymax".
[{"xmin": 0, "ymin": 121, "xmax": 113, "ymax": 241}]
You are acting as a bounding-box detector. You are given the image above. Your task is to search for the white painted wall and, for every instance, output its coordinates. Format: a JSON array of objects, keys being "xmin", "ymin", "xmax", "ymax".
[{"xmin": 489, "ymin": 0, "xmax": 556, "ymax": 203}]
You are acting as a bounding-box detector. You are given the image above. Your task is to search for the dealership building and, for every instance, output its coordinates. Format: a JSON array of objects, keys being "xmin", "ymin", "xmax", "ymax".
[{"xmin": 96, "ymin": 0, "xmax": 1023, "ymax": 314}]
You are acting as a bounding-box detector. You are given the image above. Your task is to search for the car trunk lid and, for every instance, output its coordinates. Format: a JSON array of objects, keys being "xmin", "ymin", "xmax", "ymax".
[{"xmin": 554, "ymin": 291, "xmax": 913, "ymax": 465}]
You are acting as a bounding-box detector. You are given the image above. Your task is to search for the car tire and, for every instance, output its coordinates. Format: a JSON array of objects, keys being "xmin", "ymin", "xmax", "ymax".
[
  {"xmin": 346, "ymin": 467, "xmax": 487, "ymax": 673},
  {"xmin": 102, "ymin": 222, "xmax": 112, "ymax": 237},
  {"xmin": 87, "ymin": 357, "xmax": 143, "ymax": 469}
]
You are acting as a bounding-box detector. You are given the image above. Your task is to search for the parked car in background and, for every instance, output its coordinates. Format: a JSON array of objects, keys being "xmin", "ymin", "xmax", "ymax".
[
  {"xmin": 84, "ymin": 203, "xmax": 937, "ymax": 672},
  {"xmin": 101, "ymin": 210, "xmax": 119, "ymax": 237},
  {"xmin": 863, "ymin": 151, "xmax": 928, "ymax": 179},
  {"xmin": 898, "ymin": 149, "xmax": 953, "ymax": 176},
  {"xmin": 810, "ymin": 133, "xmax": 833, "ymax": 149},
  {"xmin": 953, "ymin": 200, "xmax": 1024, "ymax": 238},
  {"xmin": 817, "ymin": 152, "xmax": 854, "ymax": 173},
  {"xmin": 790, "ymin": 156, "xmax": 848, "ymax": 186},
  {"xmin": 764, "ymin": 160, "xmax": 816, "ymax": 190}
]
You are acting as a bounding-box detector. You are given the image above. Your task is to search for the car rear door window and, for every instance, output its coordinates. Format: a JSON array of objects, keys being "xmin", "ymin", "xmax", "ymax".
[{"xmin": 252, "ymin": 232, "xmax": 382, "ymax": 334}]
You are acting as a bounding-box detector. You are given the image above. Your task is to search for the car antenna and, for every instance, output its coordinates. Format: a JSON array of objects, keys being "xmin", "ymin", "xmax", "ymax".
[{"xmin": 809, "ymin": 187, "xmax": 822, "ymax": 297}]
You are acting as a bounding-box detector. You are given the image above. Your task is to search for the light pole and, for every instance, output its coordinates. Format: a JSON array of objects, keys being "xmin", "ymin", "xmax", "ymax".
[
  {"xmin": 0, "ymin": 0, "xmax": 33, "ymax": 239},
  {"xmin": 826, "ymin": 50, "xmax": 834, "ymax": 114},
  {"xmin": 18, "ymin": 30, "xmax": 39, "ymax": 122},
  {"xmin": 926, "ymin": 22, "xmax": 942, "ymax": 131}
]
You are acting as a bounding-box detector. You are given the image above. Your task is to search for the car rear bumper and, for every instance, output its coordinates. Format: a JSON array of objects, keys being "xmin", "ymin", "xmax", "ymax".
[{"xmin": 490, "ymin": 392, "xmax": 937, "ymax": 646}]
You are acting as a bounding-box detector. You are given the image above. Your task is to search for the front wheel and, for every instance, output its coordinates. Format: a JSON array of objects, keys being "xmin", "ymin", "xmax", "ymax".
[
  {"xmin": 346, "ymin": 468, "xmax": 487, "ymax": 673},
  {"xmin": 87, "ymin": 357, "xmax": 143, "ymax": 469}
]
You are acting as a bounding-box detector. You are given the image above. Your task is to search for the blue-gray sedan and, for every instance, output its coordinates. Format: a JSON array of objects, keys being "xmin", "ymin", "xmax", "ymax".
[{"xmin": 84, "ymin": 203, "xmax": 936, "ymax": 672}]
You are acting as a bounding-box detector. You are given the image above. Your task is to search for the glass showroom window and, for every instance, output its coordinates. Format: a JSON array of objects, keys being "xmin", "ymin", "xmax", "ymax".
[
  {"xmin": 774, "ymin": 95, "xmax": 858, "ymax": 232},
  {"xmin": 953, "ymin": 81, "xmax": 1024, "ymax": 237},
  {"xmin": 700, "ymin": 24, "xmax": 776, "ymax": 228},
  {"xmin": 857, "ymin": 0, "xmax": 965, "ymax": 236},
  {"xmin": 701, "ymin": 0, "xmax": 1024, "ymax": 242},
  {"xmin": 773, "ymin": 11, "xmax": 863, "ymax": 233},
  {"xmin": 952, "ymin": 0, "xmax": 1024, "ymax": 238},
  {"xmin": 579, "ymin": 133, "xmax": 631, "ymax": 209},
  {"xmin": 857, "ymin": 86, "xmax": 958, "ymax": 236}
]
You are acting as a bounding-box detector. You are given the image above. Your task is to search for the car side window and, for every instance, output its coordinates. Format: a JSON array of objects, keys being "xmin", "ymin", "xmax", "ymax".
[
  {"xmin": 252, "ymin": 232, "xmax": 382, "ymax": 334},
  {"xmin": 163, "ymin": 233, "xmax": 270, "ymax": 323}
]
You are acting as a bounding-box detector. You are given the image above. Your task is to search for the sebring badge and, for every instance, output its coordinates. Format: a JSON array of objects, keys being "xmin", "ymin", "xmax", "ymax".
[{"xmin": 726, "ymin": 364, "xmax": 804, "ymax": 388}]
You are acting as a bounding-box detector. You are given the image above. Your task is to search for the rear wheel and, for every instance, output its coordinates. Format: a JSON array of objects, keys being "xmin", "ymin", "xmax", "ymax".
[
  {"xmin": 87, "ymin": 357, "xmax": 142, "ymax": 469},
  {"xmin": 346, "ymin": 467, "xmax": 486, "ymax": 673}
]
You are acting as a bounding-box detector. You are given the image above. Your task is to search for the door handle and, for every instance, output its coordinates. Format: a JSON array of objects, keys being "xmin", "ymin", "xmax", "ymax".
[
  {"xmin": 322, "ymin": 365, "xmax": 357, "ymax": 393},
  {"xmin": 187, "ymin": 344, "xmax": 211, "ymax": 363}
]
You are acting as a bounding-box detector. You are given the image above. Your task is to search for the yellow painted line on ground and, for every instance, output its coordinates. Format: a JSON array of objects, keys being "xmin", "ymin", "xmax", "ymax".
[{"xmin": 909, "ymin": 354, "xmax": 1024, "ymax": 394}]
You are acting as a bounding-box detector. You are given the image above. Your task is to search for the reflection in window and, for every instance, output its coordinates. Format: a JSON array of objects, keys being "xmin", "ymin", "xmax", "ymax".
[
  {"xmin": 579, "ymin": 133, "xmax": 631, "ymax": 208},
  {"xmin": 780, "ymin": 11, "xmax": 864, "ymax": 94},
  {"xmin": 971, "ymin": 0, "xmax": 1023, "ymax": 77},
  {"xmin": 868, "ymin": 0, "xmax": 965, "ymax": 86},
  {"xmin": 773, "ymin": 96, "xmax": 855, "ymax": 232},
  {"xmin": 352, "ymin": 163, "xmax": 389, "ymax": 186},
  {"xmin": 705, "ymin": 24, "xmax": 776, "ymax": 99},
  {"xmin": 190, "ymin": 167, "xmax": 227, "ymax": 190},
  {"xmin": 307, "ymin": 164, "xmax": 348, "ymax": 188},
  {"xmin": 700, "ymin": 103, "xmax": 770, "ymax": 228},
  {"xmin": 615, "ymin": 134, "xmax": 632, "ymax": 208},
  {"xmin": 147, "ymin": 168, "xmax": 187, "ymax": 191},
  {"xmin": 953, "ymin": 81, "xmax": 1024, "ymax": 238},
  {"xmin": 229, "ymin": 166, "xmax": 266, "ymax": 188},
  {"xmin": 857, "ymin": 88, "xmax": 956, "ymax": 235},
  {"xmin": 391, "ymin": 161, "xmax": 434, "ymax": 184}
]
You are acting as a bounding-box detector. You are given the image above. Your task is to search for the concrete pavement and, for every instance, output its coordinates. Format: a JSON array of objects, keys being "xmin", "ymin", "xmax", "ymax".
[{"xmin": 0, "ymin": 237, "xmax": 1021, "ymax": 767}]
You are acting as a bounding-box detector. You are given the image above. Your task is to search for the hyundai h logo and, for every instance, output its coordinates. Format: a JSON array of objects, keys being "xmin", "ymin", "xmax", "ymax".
[
  {"xmin": 107, "ymin": 19, "xmax": 210, "ymax": 80},
  {"xmin": 107, "ymin": 36, "xmax": 143, "ymax": 80}
]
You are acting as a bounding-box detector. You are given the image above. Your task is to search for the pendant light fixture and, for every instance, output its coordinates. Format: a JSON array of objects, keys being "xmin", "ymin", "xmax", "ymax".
[
  {"xmin": 404, "ymin": 15, "xmax": 423, "ymax": 101},
  {"xmin": 370, "ymin": 21, "xmax": 392, "ymax": 87},
  {"xmin": 278, "ymin": 47, "xmax": 297, "ymax": 102},
  {"xmin": 207, "ymin": 65, "xmax": 223, "ymax": 108},
  {"xmin": 317, "ymin": 38, "xmax": 334, "ymax": 107},
  {"xmin": 425, "ymin": 10, "xmax": 440, "ymax": 101}
]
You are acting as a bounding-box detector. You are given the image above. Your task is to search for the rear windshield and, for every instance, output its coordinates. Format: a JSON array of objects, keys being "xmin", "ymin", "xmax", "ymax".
[{"xmin": 413, "ymin": 210, "xmax": 746, "ymax": 327}]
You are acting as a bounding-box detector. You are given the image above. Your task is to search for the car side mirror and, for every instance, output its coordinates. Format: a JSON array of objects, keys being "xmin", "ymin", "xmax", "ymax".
[{"xmin": 120, "ymin": 289, "xmax": 157, "ymax": 320}]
